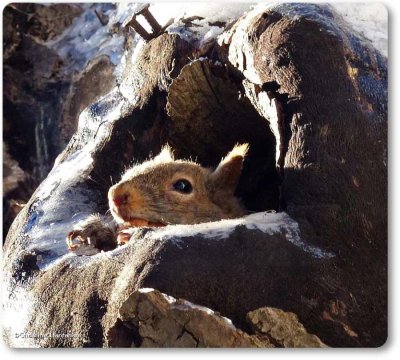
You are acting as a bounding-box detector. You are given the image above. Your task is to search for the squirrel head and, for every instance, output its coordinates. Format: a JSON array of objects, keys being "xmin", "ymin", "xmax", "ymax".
[{"xmin": 108, "ymin": 143, "xmax": 249, "ymax": 226}]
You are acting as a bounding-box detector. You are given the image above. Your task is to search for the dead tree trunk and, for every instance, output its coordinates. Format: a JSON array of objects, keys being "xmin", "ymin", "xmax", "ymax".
[{"xmin": 3, "ymin": 4, "xmax": 387, "ymax": 348}]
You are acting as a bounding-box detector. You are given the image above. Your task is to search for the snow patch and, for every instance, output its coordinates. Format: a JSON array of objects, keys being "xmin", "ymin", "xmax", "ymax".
[
  {"xmin": 151, "ymin": 2, "xmax": 253, "ymax": 46},
  {"xmin": 139, "ymin": 287, "xmax": 156, "ymax": 294},
  {"xmin": 23, "ymin": 87, "xmax": 129, "ymax": 270},
  {"xmin": 108, "ymin": 3, "xmax": 145, "ymax": 28},
  {"xmin": 45, "ymin": 4, "xmax": 126, "ymax": 73},
  {"xmin": 24, "ymin": 148, "xmax": 98, "ymax": 269},
  {"xmin": 35, "ymin": 149, "xmax": 93, "ymax": 200},
  {"xmin": 2, "ymin": 280, "xmax": 37, "ymax": 347},
  {"xmin": 148, "ymin": 211, "xmax": 334, "ymax": 259},
  {"xmin": 331, "ymin": 3, "xmax": 387, "ymax": 57}
]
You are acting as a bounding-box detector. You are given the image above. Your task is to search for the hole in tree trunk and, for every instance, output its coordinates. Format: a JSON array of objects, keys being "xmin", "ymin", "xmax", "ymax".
[
  {"xmin": 91, "ymin": 59, "xmax": 281, "ymax": 215},
  {"xmin": 165, "ymin": 59, "xmax": 280, "ymax": 213}
]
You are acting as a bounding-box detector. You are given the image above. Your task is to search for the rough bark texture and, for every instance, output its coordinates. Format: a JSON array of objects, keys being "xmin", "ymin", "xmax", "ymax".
[
  {"xmin": 247, "ymin": 306, "xmax": 327, "ymax": 348},
  {"xmin": 2, "ymin": 4, "xmax": 117, "ymax": 238},
  {"xmin": 108, "ymin": 288, "xmax": 273, "ymax": 348},
  {"xmin": 3, "ymin": 3, "xmax": 387, "ymax": 348},
  {"xmin": 60, "ymin": 55, "xmax": 117, "ymax": 141},
  {"xmin": 219, "ymin": 4, "xmax": 387, "ymax": 346},
  {"xmin": 107, "ymin": 288, "xmax": 326, "ymax": 348}
]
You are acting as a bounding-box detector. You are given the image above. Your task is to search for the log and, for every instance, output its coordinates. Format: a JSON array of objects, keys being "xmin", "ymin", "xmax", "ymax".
[{"xmin": 3, "ymin": 3, "xmax": 387, "ymax": 348}]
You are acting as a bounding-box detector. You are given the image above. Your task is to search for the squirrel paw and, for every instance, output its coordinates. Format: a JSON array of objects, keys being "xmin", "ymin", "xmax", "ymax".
[
  {"xmin": 117, "ymin": 231, "xmax": 131, "ymax": 246},
  {"xmin": 116, "ymin": 223, "xmax": 137, "ymax": 246},
  {"xmin": 66, "ymin": 230, "xmax": 101, "ymax": 256},
  {"xmin": 116, "ymin": 221, "xmax": 163, "ymax": 246},
  {"xmin": 66, "ymin": 214, "xmax": 117, "ymax": 255}
]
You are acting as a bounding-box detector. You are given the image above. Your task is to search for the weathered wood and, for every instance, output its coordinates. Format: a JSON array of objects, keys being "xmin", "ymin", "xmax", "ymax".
[
  {"xmin": 3, "ymin": 3, "xmax": 387, "ymax": 348},
  {"xmin": 219, "ymin": 4, "xmax": 387, "ymax": 346}
]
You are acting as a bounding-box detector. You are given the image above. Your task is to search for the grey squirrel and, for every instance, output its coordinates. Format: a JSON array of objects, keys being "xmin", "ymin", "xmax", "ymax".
[{"xmin": 67, "ymin": 143, "xmax": 249, "ymax": 253}]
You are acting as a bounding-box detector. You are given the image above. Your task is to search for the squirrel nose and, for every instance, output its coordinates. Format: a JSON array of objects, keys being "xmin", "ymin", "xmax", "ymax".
[{"xmin": 113, "ymin": 194, "xmax": 129, "ymax": 207}]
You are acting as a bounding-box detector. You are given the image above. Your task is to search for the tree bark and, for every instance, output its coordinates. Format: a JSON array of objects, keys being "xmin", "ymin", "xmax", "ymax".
[{"xmin": 3, "ymin": 3, "xmax": 387, "ymax": 348}]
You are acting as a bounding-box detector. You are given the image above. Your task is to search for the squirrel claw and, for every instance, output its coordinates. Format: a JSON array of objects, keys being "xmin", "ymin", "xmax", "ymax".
[
  {"xmin": 66, "ymin": 230, "xmax": 82, "ymax": 250},
  {"xmin": 67, "ymin": 214, "xmax": 117, "ymax": 254},
  {"xmin": 66, "ymin": 230, "xmax": 92, "ymax": 250},
  {"xmin": 66, "ymin": 230, "xmax": 100, "ymax": 256}
]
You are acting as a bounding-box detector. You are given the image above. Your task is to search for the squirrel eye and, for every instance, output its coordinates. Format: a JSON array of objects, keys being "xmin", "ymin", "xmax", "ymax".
[{"xmin": 172, "ymin": 179, "xmax": 193, "ymax": 194}]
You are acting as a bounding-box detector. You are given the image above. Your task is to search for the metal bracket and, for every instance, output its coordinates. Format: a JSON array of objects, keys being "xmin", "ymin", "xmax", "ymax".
[{"xmin": 123, "ymin": 4, "xmax": 163, "ymax": 41}]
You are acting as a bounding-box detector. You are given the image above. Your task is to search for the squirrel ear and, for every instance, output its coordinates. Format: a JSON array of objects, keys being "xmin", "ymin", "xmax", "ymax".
[
  {"xmin": 153, "ymin": 144, "xmax": 174, "ymax": 163},
  {"xmin": 209, "ymin": 143, "xmax": 249, "ymax": 192}
]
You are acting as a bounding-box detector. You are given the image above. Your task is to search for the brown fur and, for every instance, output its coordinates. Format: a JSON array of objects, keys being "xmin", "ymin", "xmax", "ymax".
[
  {"xmin": 66, "ymin": 214, "xmax": 117, "ymax": 252},
  {"xmin": 109, "ymin": 143, "xmax": 249, "ymax": 225},
  {"xmin": 67, "ymin": 144, "xmax": 249, "ymax": 251}
]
